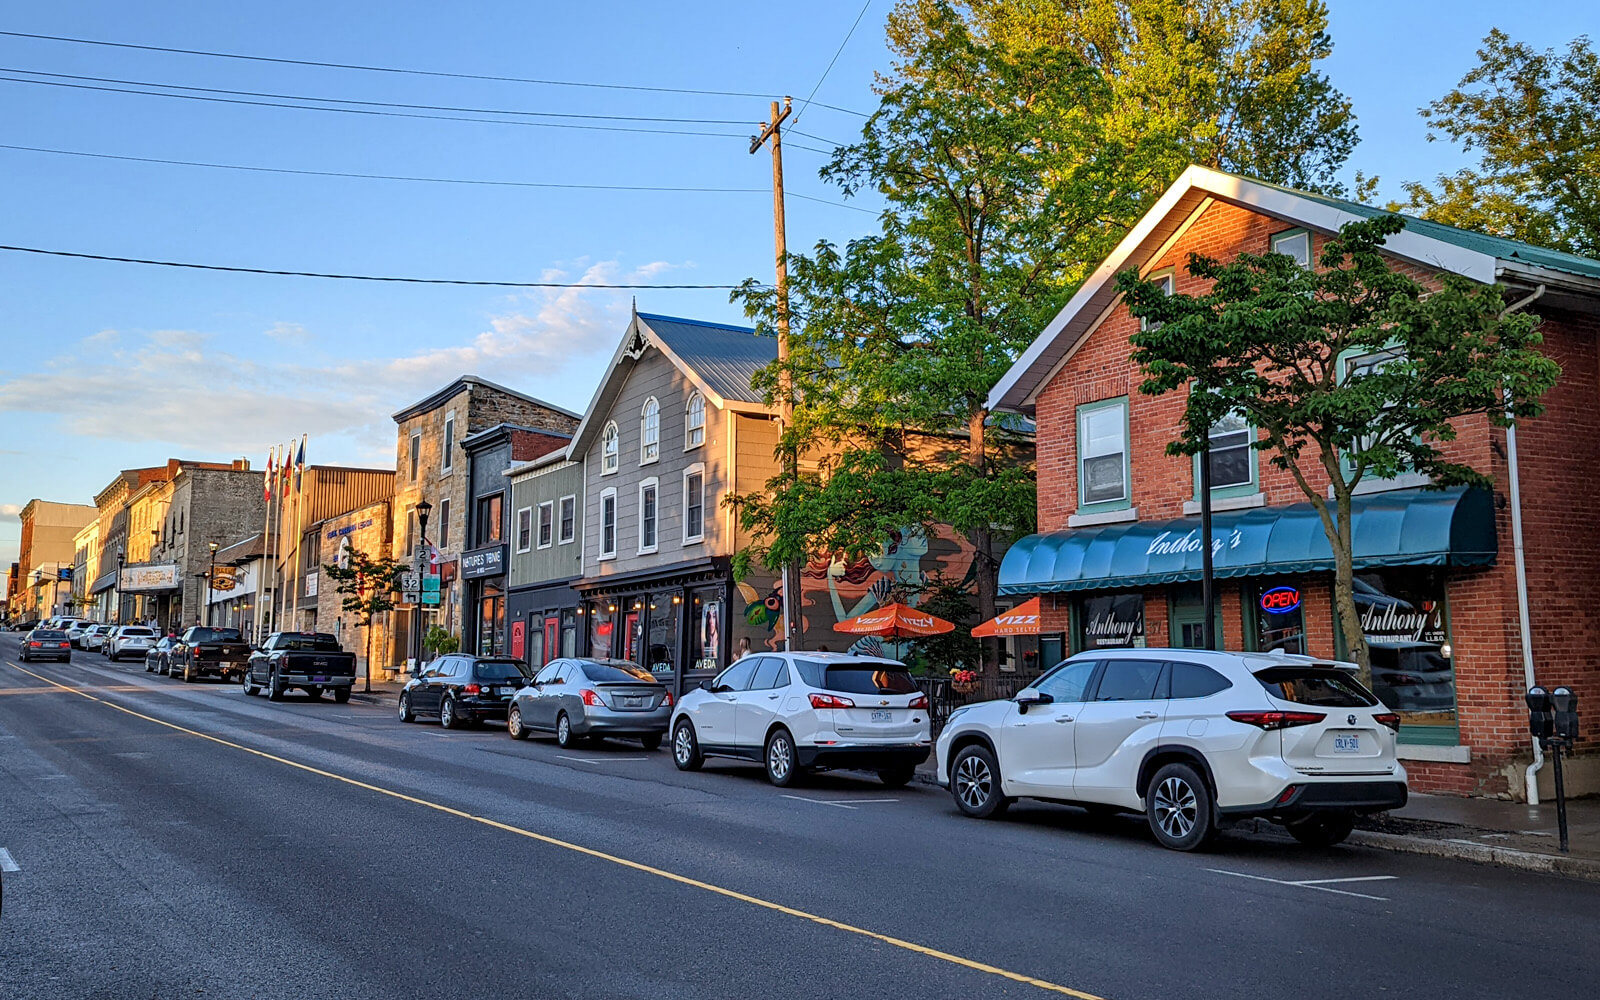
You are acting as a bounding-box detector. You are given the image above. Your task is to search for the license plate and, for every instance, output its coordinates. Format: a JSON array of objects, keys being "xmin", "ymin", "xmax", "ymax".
[
  {"xmin": 498, "ymin": 686, "xmax": 517, "ymax": 696},
  {"xmin": 622, "ymin": 696, "xmax": 646, "ymax": 708},
  {"xmin": 870, "ymin": 709, "xmax": 893, "ymax": 723},
  {"xmin": 1333, "ymin": 734, "xmax": 1362, "ymax": 753},
  {"xmin": 313, "ymin": 676, "xmax": 329, "ymax": 682}
]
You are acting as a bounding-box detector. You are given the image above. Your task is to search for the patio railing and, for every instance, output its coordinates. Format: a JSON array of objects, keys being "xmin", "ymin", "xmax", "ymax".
[{"xmin": 924, "ymin": 670, "xmax": 1047, "ymax": 738}]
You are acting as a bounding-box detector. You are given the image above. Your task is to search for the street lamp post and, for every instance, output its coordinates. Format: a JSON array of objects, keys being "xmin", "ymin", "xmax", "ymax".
[
  {"xmin": 207, "ymin": 542, "xmax": 219, "ymax": 627},
  {"xmin": 114, "ymin": 548, "xmax": 125, "ymax": 625},
  {"xmin": 413, "ymin": 499, "xmax": 433, "ymax": 672}
]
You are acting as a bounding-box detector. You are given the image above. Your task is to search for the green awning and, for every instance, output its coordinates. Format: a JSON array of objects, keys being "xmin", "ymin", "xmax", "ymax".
[{"xmin": 999, "ymin": 486, "xmax": 1495, "ymax": 596}]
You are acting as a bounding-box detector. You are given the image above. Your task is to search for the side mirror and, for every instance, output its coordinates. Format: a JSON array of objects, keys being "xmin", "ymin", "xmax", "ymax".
[
  {"xmin": 1015, "ymin": 688, "xmax": 1054, "ymax": 715},
  {"xmin": 701, "ymin": 680, "xmax": 715, "ymax": 692}
]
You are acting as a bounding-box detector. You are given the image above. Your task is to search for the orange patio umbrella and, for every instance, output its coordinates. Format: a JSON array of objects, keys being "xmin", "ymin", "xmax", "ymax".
[
  {"xmin": 971, "ymin": 596, "xmax": 1042, "ymax": 637},
  {"xmin": 833, "ymin": 602, "xmax": 955, "ymax": 640}
]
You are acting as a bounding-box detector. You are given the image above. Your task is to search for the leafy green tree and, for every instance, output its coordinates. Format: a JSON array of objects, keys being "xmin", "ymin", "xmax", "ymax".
[
  {"xmin": 1396, "ymin": 30, "xmax": 1600, "ymax": 256},
  {"xmin": 322, "ymin": 547, "xmax": 403, "ymax": 693},
  {"xmin": 423, "ymin": 624, "xmax": 459, "ymax": 657},
  {"xmin": 1116, "ymin": 215, "xmax": 1560, "ymax": 682},
  {"xmin": 889, "ymin": 0, "xmax": 1359, "ymax": 193}
]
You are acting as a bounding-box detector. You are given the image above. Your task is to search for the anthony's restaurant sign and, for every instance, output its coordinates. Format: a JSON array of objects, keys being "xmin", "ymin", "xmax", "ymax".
[{"xmin": 120, "ymin": 563, "xmax": 179, "ymax": 592}]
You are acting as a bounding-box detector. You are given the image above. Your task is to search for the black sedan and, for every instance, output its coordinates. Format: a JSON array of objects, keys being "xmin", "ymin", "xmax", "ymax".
[
  {"xmin": 146, "ymin": 637, "xmax": 177, "ymax": 674},
  {"xmin": 398, "ymin": 655, "xmax": 531, "ymax": 729},
  {"xmin": 20, "ymin": 629, "xmax": 72, "ymax": 663}
]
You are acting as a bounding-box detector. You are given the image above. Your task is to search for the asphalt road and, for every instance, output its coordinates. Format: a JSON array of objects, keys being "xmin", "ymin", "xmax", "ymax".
[{"xmin": 2, "ymin": 631, "xmax": 1596, "ymax": 1000}]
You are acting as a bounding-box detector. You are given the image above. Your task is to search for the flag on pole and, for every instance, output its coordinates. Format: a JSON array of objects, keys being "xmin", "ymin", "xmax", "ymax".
[
  {"xmin": 279, "ymin": 445, "xmax": 292, "ymax": 491},
  {"xmin": 294, "ymin": 436, "xmax": 306, "ymax": 492},
  {"xmin": 264, "ymin": 446, "xmax": 275, "ymax": 502}
]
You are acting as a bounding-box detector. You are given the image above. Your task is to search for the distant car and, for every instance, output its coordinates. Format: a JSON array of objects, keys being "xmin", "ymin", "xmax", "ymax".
[
  {"xmin": 20, "ymin": 629, "xmax": 72, "ymax": 663},
  {"xmin": 145, "ymin": 636, "xmax": 177, "ymax": 673},
  {"xmin": 107, "ymin": 625, "xmax": 157, "ymax": 661},
  {"xmin": 11, "ymin": 619, "xmax": 42, "ymax": 632},
  {"xmin": 670, "ymin": 652, "xmax": 932, "ymax": 787},
  {"xmin": 398, "ymin": 655, "xmax": 531, "ymax": 729},
  {"xmin": 65, "ymin": 621, "xmax": 100, "ymax": 648},
  {"xmin": 82, "ymin": 624, "xmax": 115, "ymax": 652},
  {"xmin": 168, "ymin": 626, "xmax": 252, "ymax": 682},
  {"xmin": 508, "ymin": 658, "xmax": 672, "ymax": 749},
  {"xmin": 242, "ymin": 632, "xmax": 358, "ymax": 702}
]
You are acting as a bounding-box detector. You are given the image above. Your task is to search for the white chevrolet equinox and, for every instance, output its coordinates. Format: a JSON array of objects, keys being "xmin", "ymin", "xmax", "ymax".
[{"xmin": 935, "ymin": 649, "xmax": 1407, "ymax": 851}]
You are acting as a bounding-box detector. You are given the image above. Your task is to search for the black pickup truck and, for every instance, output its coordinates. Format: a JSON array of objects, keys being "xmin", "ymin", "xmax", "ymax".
[
  {"xmin": 243, "ymin": 632, "xmax": 358, "ymax": 703},
  {"xmin": 169, "ymin": 626, "xmax": 253, "ymax": 682}
]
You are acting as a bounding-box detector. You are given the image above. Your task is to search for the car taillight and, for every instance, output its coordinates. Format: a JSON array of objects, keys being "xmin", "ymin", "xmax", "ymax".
[
  {"xmin": 28, "ymin": 641, "xmax": 40, "ymax": 647},
  {"xmin": 809, "ymin": 693, "xmax": 855, "ymax": 709},
  {"xmin": 462, "ymin": 683, "xmax": 481, "ymax": 695},
  {"xmin": 59, "ymin": 642, "xmax": 70, "ymax": 648},
  {"xmin": 662, "ymin": 691, "xmax": 674, "ymax": 707},
  {"xmin": 1374, "ymin": 712, "xmax": 1401, "ymax": 732},
  {"xmin": 581, "ymin": 689, "xmax": 606, "ymax": 707},
  {"xmin": 908, "ymin": 694, "xmax": 929, "ymax": 709},
  {"xmin": 1226, "ymin": 710, "xmax": 1326, "ymax": 730}
]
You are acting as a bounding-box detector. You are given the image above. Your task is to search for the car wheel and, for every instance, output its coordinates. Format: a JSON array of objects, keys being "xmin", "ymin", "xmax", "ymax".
[
  {"xmin": 145, "ymin": 658, "xmax": 154, "ymax": 673},
  {"xmin": 266, "ymin": 670, "xmax": 284, "ymax": 702},
  {"xmin": 333, "ymin": 687, "xmax": 351, "ymax": 704},
  {"xmin": 1285, "ymin": 810, "xmax": 1356, "ymax": 847},
  {"xmin": 398, "ymin": 693, "xmax": 415, "ymax": 723},
  {"xmin": 440, "ymin": 696, "xmax": 460, "ymax": 730},
  {"xmin": 555, "ymin": 712, "xmax": 575, "ymax": 748},
  {"xmin": 640, "ymin": 732, "xmax": 663, "ymax": 751},
  {"xmin": 877, "ymin": 765, "xmax": 916, "ymax": 788},
  {"xmin": 507, "ymin": 705, "xmax": 529, "ymax": 740},
  {"xmin": 182, "ymin": 661, "xmax": 196, "ymax": 683},
  {"xmin": 306, "ymin": 687, "xmax": 323, "ymax": 700},
  {"xmin": 1147, "ymin": 762, "xmax": 1216, "ymax": 852},
  {"xmin": 672, "ymin": 719, "xmax": 703, "ymax": 771},
  {"xmin": 764, "ymin": 728, "xmax": 800, "ymax": 787},
  {"xmin": 951, "ymin": 745, "xmax": 1009, "ymax": 819},
  {"xmin": 242, "ymin": 670, "xmax": 259, "ymax": 697}
]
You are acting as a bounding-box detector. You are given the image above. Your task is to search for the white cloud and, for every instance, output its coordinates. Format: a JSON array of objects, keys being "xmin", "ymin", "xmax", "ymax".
[
  {"xmin": 0, "ymin": 503, "xmax": 21, "ymax": 519},
  {"xmin": 263, "ymin": 322, "xmax": 309, "ymax": 344}
]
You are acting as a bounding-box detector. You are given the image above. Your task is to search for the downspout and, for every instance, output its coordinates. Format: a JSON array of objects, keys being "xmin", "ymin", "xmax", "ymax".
[{"xmin": 1502, "ymin": 284, "xmax": 1545, "ymax": 804}]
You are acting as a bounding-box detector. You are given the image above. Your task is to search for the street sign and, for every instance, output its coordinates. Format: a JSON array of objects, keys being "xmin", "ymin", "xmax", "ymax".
[
  {"xmin": 400, "ymin": 571, "xmax": 421, "ymax": 604},
  {"xmin": 422, "ymin": 573, "xmax": 441, "ymax": 606}
]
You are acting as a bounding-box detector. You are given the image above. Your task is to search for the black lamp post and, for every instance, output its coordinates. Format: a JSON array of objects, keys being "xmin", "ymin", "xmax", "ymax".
[
  {"xmin": 207, "ymin": 541, "xmax": 219, "ymax": 626},
  {"xmin": 114, "ymin": 548, "xmax": 125, "ymax": 625},
  {"xmin": 413, "ymin": 499, "xmax": 433, "ymax": 670}
]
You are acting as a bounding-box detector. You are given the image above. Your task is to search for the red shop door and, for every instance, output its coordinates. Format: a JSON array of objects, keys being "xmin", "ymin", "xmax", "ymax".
[{"xmin": 543, "ymin": 616, "xmax": 559, "ymax": 666}]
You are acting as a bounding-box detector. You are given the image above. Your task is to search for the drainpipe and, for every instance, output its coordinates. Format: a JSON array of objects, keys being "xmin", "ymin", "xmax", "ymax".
[{"xmin": 1502, "ymin": 284, "xmax": 1545, "ymax": 804}]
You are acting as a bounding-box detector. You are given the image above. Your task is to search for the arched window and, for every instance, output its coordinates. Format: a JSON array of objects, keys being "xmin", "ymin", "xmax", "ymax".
[
  {"xmin": 685, "ymin": 392, "xmax": 706, "ymax": 449},
  {"xmin": 640, "ymin": 397, "xmax": 660, "ymax": 463},
  {"xmin": 600, "ymin": 422, "xmax": 620, "ymax": 475}
]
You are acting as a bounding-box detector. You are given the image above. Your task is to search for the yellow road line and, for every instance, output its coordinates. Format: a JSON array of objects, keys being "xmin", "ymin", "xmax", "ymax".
[
  {"xmin": 4, "ymin": 659, "xmax": 1105, "ymax": 999},
  {"xmin": 0, "ymin": 684, "xmax": 147, "ymax": 696}
]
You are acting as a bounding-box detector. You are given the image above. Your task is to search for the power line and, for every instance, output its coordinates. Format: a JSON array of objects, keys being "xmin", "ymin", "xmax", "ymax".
[
  {"xmin": 0, "ymin": 29, "xmax": 781, "ymax": 100},
  {"xmin": 793, "ymin": 0, "xmax": 875, "ymax": 127},
  {"xmin": 790, "ymin": 128, "xmax": 847, "ymax": 148},
  {"xmin": 0, "ymin": 66, "xmax": 753, "ymax": 124},
  {"xmin": 0, "ymin": 74, "xmax": 749, "ymax": 137},
  {"xmin": 0, "ymin": 142, "xmax": 877, "ymax": 211},
  {"xmin": 0, "ymin": 244, "xmax": 754, "ymax": 288}
]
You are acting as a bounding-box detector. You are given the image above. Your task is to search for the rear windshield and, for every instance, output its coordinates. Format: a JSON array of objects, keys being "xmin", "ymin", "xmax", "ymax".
[
  {"xmin": 33, "ymin": 630, "xmax": 67, "ymax": 639},
  {"xmin": 473, "ymin": 660, "xmax": 531, "ymax": 682},
  {"xmin": 1255, "ymin": 667, "xmax": 1377, "ymax": 708},
  {"xmin": 121, "ymin": 627, "xmax": 154, "ymax": 637},
  {"xmin": 278, "ymin": 635, "xmax": 342, "ymax": 651},
  {"xmin": 189, "ymin": 628, "xmax": 242, "ymax": 642},
  {"xmin": 579, "ymin": 661, "xmax": 657, "ymax": 684},
  {"xmin": 794, "ymin": 659, "xmax": 919, "ymax": 695}
]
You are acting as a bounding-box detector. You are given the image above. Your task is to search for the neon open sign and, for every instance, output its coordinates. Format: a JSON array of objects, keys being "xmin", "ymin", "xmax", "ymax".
[{"xmin": 1260, "ymin": 586, "xmax": 1302, "ymax": 614}]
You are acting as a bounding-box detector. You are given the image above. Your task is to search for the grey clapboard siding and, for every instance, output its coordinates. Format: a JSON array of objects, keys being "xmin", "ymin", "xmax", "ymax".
[{"xmin": 508, "ymin": 460, "xmax": 584, "ymax": 586}]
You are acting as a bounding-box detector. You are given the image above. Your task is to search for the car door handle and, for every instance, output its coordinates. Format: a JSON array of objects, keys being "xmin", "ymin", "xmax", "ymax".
[
  {"xmin": 767, "ymin": 694, "xmax": 780, "ymax": 700},
  {"xmin": 1135, "ymin": 712, "xmax": 1160, "ymax": 720},
  {"xmin": 1054, "ymin": 716, "xmax": 1074, "ymax": 723}
]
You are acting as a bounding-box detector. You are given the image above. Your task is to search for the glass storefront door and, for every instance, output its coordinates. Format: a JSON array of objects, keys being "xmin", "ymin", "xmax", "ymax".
[{"xmin": 477, "ymin": 582, "xmax": 505, "ymax": 656}]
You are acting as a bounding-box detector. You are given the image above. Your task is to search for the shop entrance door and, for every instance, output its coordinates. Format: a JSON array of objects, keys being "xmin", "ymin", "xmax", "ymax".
[
  {"xmin": 1169, "ymin": 591, "xmax": 1223, "ymax": 649},
  {"xmin": 543, "ymin": 616, "xmax": 560, "ymax": 667}
]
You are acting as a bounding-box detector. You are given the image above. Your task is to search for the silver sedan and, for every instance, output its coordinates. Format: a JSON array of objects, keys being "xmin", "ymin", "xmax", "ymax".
[{"xmin": 508, "ymin": 658, "xmax": 673, "ymax": 750}]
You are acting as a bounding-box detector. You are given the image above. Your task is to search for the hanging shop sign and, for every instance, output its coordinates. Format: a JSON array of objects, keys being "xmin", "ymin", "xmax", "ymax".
[
  {"xmin": 210, "ymin": 566, "xmax": 239, "ymax": 592},
  {"xmin": 461, "ymin": 544, "xmax": 506, "ymax": 580}
]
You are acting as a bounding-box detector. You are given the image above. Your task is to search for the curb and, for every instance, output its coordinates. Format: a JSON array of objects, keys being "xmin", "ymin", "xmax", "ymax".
[{"xmin": 1345, "ymin": 829, "xmax": 1600, "ymax": 880}]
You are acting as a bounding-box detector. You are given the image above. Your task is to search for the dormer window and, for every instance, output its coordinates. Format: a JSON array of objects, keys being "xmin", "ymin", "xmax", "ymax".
[{"xmin": 641, "ymin": 397, "xmax": 660, "ymax": 464}]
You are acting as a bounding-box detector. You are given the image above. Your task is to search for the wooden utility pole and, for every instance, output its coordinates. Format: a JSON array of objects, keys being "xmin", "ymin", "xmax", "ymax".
[{"xmin": 751, "ymin": 97, "xmax": 800, "ymax": 651}]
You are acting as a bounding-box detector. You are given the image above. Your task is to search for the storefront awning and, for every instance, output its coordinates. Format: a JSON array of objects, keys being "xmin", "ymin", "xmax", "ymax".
[{"xmin": 999, "ymin": 487, "xmax": 1495, "ymax": 596}]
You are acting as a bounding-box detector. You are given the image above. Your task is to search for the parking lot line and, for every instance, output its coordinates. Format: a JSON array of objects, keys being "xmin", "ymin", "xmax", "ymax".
[
  {"xmin": 0, "ymin": 848, "xmax": 19, "ymax": 872},
  {"xmin": 1207, "ymin": 868, "xmax": 1392, "ymax": 901},
  {"xmin": 1292, "ymin": 876, "xmax": 1397, "ymax": 886}
]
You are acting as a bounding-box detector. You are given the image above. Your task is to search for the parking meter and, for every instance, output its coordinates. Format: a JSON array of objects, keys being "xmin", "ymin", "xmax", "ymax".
[
  {"xmin": 1526, "ymin": 686, "xmax": 1554, "ymax": 739},
  {"xmin": 1552, "ymin": 687, "xmax": 1580, "ymax": 740}
]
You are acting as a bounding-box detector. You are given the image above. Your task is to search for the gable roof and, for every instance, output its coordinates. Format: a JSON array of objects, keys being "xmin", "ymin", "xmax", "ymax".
[
  {"xmin": 989, "ymin": 164, "xmax": 1600, "ymax": 415},
  {"xmin": 391, "ymin": 375, "xmax": 583, "ymax": 423},
  {"xmin": 568, "ymin": 310, "xmax": 777, "ymax": 458}
]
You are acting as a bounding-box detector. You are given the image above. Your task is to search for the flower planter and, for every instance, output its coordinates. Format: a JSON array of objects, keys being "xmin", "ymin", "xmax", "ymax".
[{"xmin": 951, "ymin": 680, "xmax": 979, "ymax": 695}]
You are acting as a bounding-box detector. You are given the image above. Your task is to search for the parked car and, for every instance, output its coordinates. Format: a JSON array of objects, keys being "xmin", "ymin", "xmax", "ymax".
[
  {"xmin": 398, "ymin": 655, "xmax": 531, "ymax": 729},
  {"xmin": 65, "ymin": 621, "xmax": 100, "ymax": 648},
  {"xmin": 243, "ymin": 632, "xmax": 357, "ymax": 702},
  {"xmin": 167, "ymin": 626, "xmax": 252, "ymax": 682},
  {"xmin": 82, "ymin": 624, "xmax": 114, "ymax": 652},
  {"xmin": 508, "ymin": 658, "xmax": 672, "ymax": 749},
  {"xmin": 670, "ymin": 652, "xmax": 932, "ymax": 787},
  {"xmin": 145, "ymin": 636, "xmax": 177, "ymax": 673},
  {"xmin": 10, "ymin": 618, "xmax": 41, "ymax": 632},
  {"xmin": 106, "ymin": 625, "xmax": 157, "ymax": 661},
  {"xmin": 935, "ymin": 649, "xmax": 1408, "ymax": 851},
  {"xmin": 20, "ymin": 629, "xmax": 72, "ymax": 663}
]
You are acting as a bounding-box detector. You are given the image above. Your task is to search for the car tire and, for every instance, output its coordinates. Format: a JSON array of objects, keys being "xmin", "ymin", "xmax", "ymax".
[
  {"xmin": 1146, "ymin": 762, "xmax": 1216, "ymax": 852},
  {"xmin": 333, "ymin": 687, "xmax": 351, "ymax": 704},
  {"xmin": 266, "ymin": 670, "xmax": 285, "ymax": 702},
  {"xmin": 764, "ymin": 728, "xmax": 800, "ymax": 787},
  {"xmin": 1285, "ymin": 810, "xmax": 1356, "ymax": 848},
  {"xmin": 877, "ymin": 765, "xmax": 916, "ymax": 788},
  {"xmin": 507, "ymin": 705, "xmax": 529, "ymax": 740},
  {"xmin": 242, "ymin": 670, "xmax": 258, "ymax": 696},
  {"xmin": 440, "ymin": 696, "xmax": 461, "ymax": 730},
  {"xmin": 640, "ymin": 732, "xmax": 662, "ymax": 752},
  {"xmin": 306, "ymin": 687, "xmax": 323, "ymax": 700},
  {"xmin": 555, "ymin": 712, "xmax": 575, "ymax": 748},
  {"xmin": 145, "ymin": 659, "xmax": 154, "ymax": 673},
  {"xmin": 398, "ymin": 693, "xmax": 415, "ymax": 723},
  {"xmin": 182, "ymin": 661, "xmax": 196, "ymax": 683},
  {"xmin": 950, "ymin": 745, "xmax": 1009, "ymax": 819},
  {"xmin": 672, "ymin": 719, "xmax": 703, "ymax": 771}
]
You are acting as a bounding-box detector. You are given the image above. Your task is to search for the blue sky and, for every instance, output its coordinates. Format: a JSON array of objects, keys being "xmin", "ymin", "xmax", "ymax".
[{"xmin": 1, "ymin": 0, "xmax": 1593, "ymax": 572}]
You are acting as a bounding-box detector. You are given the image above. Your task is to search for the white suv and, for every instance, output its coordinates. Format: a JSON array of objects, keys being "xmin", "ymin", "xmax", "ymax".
[
  {"xmin": 106, "ymin": 625, "xmax": 158, "ymax": 661},
  {"xmin": 935, "ymin": 649, "xmax": 1407, "ymax": 851},
  {"xmin": 671, "ymin": 652, "xmax": 933, "ymax": 787}
]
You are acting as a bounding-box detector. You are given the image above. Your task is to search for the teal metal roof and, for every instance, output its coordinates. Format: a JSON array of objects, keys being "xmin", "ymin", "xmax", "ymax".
[{"xmin": 998, "ymin": 487, "xmax": 1495, "ymax": 596}]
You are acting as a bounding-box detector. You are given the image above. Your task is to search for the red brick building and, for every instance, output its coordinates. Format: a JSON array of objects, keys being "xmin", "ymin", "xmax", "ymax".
[{"xmin": 990, "ymin": 166, "xmax": 1600, "ymax": 800}]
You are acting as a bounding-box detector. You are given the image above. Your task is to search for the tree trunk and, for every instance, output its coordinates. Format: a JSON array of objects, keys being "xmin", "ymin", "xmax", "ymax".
[
  {"xmin": 1329, "ymin": 487, "xmax": 1372, "ymax": 688},
  {"xmin": 967, "ymin": 409, "xmax": 999, "ymax": 672}
]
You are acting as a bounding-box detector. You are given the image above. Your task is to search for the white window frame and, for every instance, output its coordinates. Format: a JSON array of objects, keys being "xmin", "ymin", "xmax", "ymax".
[
  {"xmin": 408, "ymin": 432, "xmax": 421, "ymax": 482},
  {"xmin": 558, "ymin": 494, "xmax": 576, "ymax": 544},
  {"xmin": 537, "ymin": 501, "xmax": 554, "ymax": 550},
  {"xmin": 437, "ymin": 497, "xmax": 450, "ymax": 549},
  {"xmin": 683, "ymin": 464, "xmax": 706, "ymax": 545},
  {"xmin": 1140, "ymin": 269, "xmax": 1175, "ymax": 332},
  {"xmin": 600, "ymin": 422, "xmax": 620, "ymax": 476},
  {"xmin": 640, "ymin": 397, "xmax": 660, "ymax": 465},
  {"xmin": 441, "ymin": 410, "xmax": 456, "ymax": 473},
  {"xmin": 599, "ymin": 488, "xmax": 617, "ymax": 560},
  {"xmin": 1077, "ymin": 398, "xmax": 1130, "ymax": 510},
  {"xmin": 515, "ymin": 506, "xmax": 533, "ymax": 553},
  {"xmin": 637, "ymin": 477, "xmax": 659, "ymax": 554},
  {"xmin": 1271, "ymin": 228, "xmax": 1312, "ymax": 268},
  {"xmin": 685, "ymin": 392, "xmax": 706, "ymax": 450}
]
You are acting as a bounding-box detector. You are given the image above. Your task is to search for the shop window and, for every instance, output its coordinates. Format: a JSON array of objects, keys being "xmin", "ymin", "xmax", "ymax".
[
  {"xmin": 600, "ymin": 422, "xmax": 620, "ymax": 475},
  {"xmin": 561, "ymin": 609, "xmax": 577, "ymax": 657},
  {"xmin": 685, "ymin": 393, "xmax": 706, "ymax": 449},
  {"xmin": 438, "ymin": 498, "xmax": 450, "ymax": 548},
  {"xmin": 640, "ymin": 397, "xmax": 660, "ymax": 465},
  {"xmin": 409, "ymin": 432, "xmax": 420, "ymax": 482},
  {"xmin": 405, "ymin": 507, "xmax": 418, "ymax": 556},
  {"xmin": 1348, "ymin": 571, "xmax": 1457, "ymax": 742},
  {"xmin": 559, "ymin": 495, "xmax": 576, "ymax": 544},
  {"xmin": 476, "ymin": 494, "xmax": 503, "ymax": 545},
  {"xmin": 1248, "ymin": 583, "xmax": 1306, "ymax": 654},
  {"xmin": 646, "ymin": 592, "xmax": 678, "ymax": 679},
  {"xmin": 442, "ymin": 411, "xmax": 456, "ymax": 473},
  {"xmin": 1077, "ymin": 399, "xmax": 1129, "ymax": 509},
  {"xmin": 1075, "ymin": 593, "xmax": 1144, "ymax": 651},
  {"xmin": 590, "ymin": 602, "xmax": 616, "ymax": 658},
  {"xmin": 1270, "ymin": 228, "xmax": 1311, "ymax": 267},
  {"xmin": 1193, "ymin": 409, "xmax": 1256, "ymax": 497},
  {"xmin": 638, "ymin": 479, "xmax": 658, "ymax": 553},
  {"xmin": 599, "ymin": 489, "xmax": 617, "ymax": 559},
  {"xmin": 537, "ymin": 502, "xmax": 553, "ymax": 549},
  {"xmin": 684, "ymin": 466, "xmax": 705, "ymax": 543},
  {"xmin": 515, "ymin": 507, "xmax": 533, "ymax": 553},
  {"xmin": 691, "ymin": 589, "xmax": 723, "ymax": 672}
]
